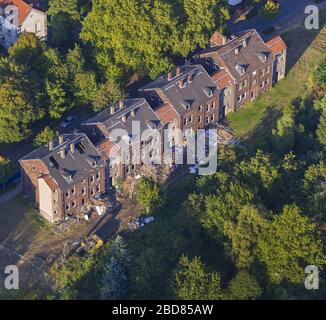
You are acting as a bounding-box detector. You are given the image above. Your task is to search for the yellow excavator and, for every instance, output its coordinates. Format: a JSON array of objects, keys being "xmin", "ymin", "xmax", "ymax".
[{"xmin": 78, "ymin": 234, "xmax": 104, "ymax": 255}]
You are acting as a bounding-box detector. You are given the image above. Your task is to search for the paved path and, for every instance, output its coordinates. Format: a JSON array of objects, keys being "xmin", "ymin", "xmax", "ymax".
[
  {"xmin": 0, "ymin": 183, "xmax": 20, "ymax": 204},
  {"xmin": 229, "ymin": 0, "xmax": 326, "ymax": 36}
]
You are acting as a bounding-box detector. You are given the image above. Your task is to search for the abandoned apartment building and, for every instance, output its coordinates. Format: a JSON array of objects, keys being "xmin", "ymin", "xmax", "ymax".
[
  {"xmin": 19, "ymin": 29, "xmax": 287, "ymax": 224},
  {"xmin": 83, "ymin": 98, "xmax": 164, "ymax": 186},
  {"xmin": 193, "ymin": 29, "xmax": 287, "ymax": 116},
  {"xmin": 19, "ymin": 133, "xmax": 106, "ymax": 223}
]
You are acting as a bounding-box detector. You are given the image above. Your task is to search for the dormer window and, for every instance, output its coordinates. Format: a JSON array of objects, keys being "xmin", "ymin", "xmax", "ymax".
[
  {"xmin": 203, "ymin": 88, "xmax": 213, "ymax": 97},
  {"xmin": 235, "ymin": 64, "xmax": 245, "ymax": 75},
  {"xmin": 60, "ymin": 169, "xmax": 73, "ymax": 183},
  {"xmin": 146, "ymin": 120, "xmax": 157, "ymax": 130},
  {"xmin": 181, "ymin": 101, "xmax": 191, "ymax": 110},
  {"xmin": 257, "ymin": 52, "xmax": 267, "ymax": 63},
  {"xmin": 86, "ymin": 156, "xmax": 97, "ymax": 167}
]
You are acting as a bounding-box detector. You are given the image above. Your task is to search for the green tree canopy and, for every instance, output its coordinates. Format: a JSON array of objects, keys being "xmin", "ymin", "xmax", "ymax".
[
  {"xmin": 262, "ymin": 0, "xmax": 280, "ymax": 19},
  {"xmin": 34, "ymin": 126, "xmax": 59, "ymax": 147},
  {"xmin": 174, "ymin": 255, "xmax": 223, "ymax": 300},
  {"xmin": 100, "ymin": 236, "xmax": 131, "ymax": 300},
  {"xmin": 303, "ymin": 162, "xmax": 326, "ymax": 219},
  {"xmin": 135, "ymin": 177, "xmax": 166, "ymax": 214},
  {"xmin": 256, "ymin": 205, "xmax": 326, "ymax": 284},
  {"xmin": 0, "ymin": 156, "xmax": 13, "ymax": 184},
  {"xmin": 81, "ymin": 0, "xmax": 228, "ymax": 80},
  {"xmin": 226, "ymin": 271, "xmax": 262, "ymax": 300},
  {"xmin": 224, "ymin": 205, "xmax": 268, "ymax": 269}
]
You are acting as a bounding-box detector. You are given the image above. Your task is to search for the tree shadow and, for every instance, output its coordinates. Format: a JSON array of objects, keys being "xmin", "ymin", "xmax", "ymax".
[{"xmin": 283, "ymin": 11, "xmax": 326, "ymax": 72}]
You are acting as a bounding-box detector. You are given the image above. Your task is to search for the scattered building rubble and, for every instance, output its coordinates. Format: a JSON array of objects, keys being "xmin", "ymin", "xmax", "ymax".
[
  {"xmin": 118, "ymin": 164, "xmax": 175, "ymax": 199},
  {"xmin": 127, "ymin": 216, "xmax": 155, "ymax": 231},
  {"xmin": 211, "ymin": 122, "xmax": 241, "ymax": 145},
  {"xmin": 53, "ymin": 192, "xmax": 118, "ymax": 233}
]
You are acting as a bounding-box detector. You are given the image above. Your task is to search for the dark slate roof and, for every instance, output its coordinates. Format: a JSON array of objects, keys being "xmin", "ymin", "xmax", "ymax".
[
  {"xmin": 83, "ymin": 98, "xmax": 163, "ymax": 141},
  {"xmin": 139, "ymin": 65, "xmax": 218, "ymax": 116},
  {"xmin": 213, "ymin": 29, "xmax": 275, "ymax": 81},
  {"xmin": 20, "ymin": 133, "xmax": 104, "ymax": 190}
]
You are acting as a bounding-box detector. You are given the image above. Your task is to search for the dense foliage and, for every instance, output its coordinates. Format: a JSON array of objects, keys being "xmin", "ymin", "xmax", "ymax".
[{"xmin": 81, "ymin": 0, "xmax": 229, "ymax": 80}]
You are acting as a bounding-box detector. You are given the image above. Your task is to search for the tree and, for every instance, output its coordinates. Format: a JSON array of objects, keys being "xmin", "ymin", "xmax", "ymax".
[
  {"xmin": 303, "ymin": 162, "xmax": 326, "ymax": 220},
  {"xmin": 203, "ymin": 181, "xmax": 255, "ymax": 238},
  {"xmin": 227, "ymin": 271, "xmax": 262, "ymax": 300},
  {"xmin": 237, "ymin": 150, "xmax": 279, "ymax": 190},
  {"xmin": 173, "ymin": 0, "xmax": 226, "ymax": 57},
  {"xmin": 317, "ymin": 111, "xmax": 326, "ymax": 146},
  {"xmin": 256, "ymin": 205, "xmax": 326, "ymax": 284},
  {"xmin": 224, "ymin": 205, "xmax": 268, "ymax": 269},
  {"xmin": 45, "ymin": 48, "xmax": 73, "ymax": 119},
  {"xmin": 34, "ymin": 126, "xmax": 59, "ymax": 147},
  {"xmin": 262, "ymin": 0, "xmax": 280, "ymax": 19},
  {"xmin": 135, "ymin": 177, "xmax": 166, "ymax": 214},
  {"xmin": 100, "ymin": 236, "xmax": 131, "ymax": 300},
  {"xmin": 313, "ymin": 59, "xmax": 326, "ymax": 95},
  {"xmin": 48, "ymin": 0, "xmax": 82, "ymax": 49},
  {"xmin": 0, "ymin": 34, "xmax": 47, "ymax": 142},
  {"xmin": 81, "ymin": 0, "xmax": 228, "ymax": 80},
  {"xmin": 174, "ymin": 255, "xmax": 223, "ymax": 300},
  {"xmin": 0, "ymin": 77, "xmax": 37, "ymax": 142},
  {"xmin": 66, "ymin": 45, "xmax": 98, "ymax": 104},
  {"xmin": 272, "ymin": 105, "xmax": 296, "ymax": 154},
  {"xmin": 91, "ymin": 81, "xmax": 123, "ymax": 112},
  {"xmin": 0, "ymin": 156, "xmax": 13, "ymax": 184}
]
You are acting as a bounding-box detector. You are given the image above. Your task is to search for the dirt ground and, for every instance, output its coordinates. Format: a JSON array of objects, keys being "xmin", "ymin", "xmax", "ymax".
[{"xmin": 0, "ymin": 194, "xmax": 142, "ymax": 298}]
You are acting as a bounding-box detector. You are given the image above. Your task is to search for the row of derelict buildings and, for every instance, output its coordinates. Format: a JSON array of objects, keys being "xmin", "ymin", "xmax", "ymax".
[{"xmin": 19, "ymin": 29, "xmax": 287, "ymax": 224}]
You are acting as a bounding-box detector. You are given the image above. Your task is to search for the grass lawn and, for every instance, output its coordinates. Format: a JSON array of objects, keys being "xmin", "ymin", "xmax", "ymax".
[{"xmin": 227, "ymin": 10, "xmax": 326, "ymax": 143}]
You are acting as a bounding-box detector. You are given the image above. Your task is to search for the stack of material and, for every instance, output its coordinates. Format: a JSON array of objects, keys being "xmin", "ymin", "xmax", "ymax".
[
  {"xmin": 213, "ymin": 122, "xmax": 241, "ymax": 145},
  {"xmin": 121, "ymin": 164, "xmax": 174, "ymax": 198},
  {"xmin": 139, "ymin": 164, "xmax": 173, "ymax": 183},
  {"xmin": 127, "ymin": 215, "xmax": 155, "ymax": 231}
]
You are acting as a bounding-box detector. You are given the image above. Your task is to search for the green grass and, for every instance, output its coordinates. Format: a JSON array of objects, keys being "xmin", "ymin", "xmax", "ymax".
[{"xmin": 227, "ymin": 11, "xmax": 326, "ymax": 143}]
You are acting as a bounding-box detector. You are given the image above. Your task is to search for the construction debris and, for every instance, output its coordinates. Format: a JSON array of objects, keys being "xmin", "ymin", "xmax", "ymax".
[
  {"xmin": 212, "ymin": 122, "xmax": 241, "ymax": 145},
  {"xmin": 127, "ymin": 215, "xmax": 155, "ymax": 230}
]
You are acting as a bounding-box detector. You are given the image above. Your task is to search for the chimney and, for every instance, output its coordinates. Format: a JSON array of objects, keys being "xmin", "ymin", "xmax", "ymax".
[
  {"xmin": 242, "ymin": 38, "xmax": 247, "ymax": 47},
  {"xmin": 70, "ymin": 143, "xmax": 75, "ymax": 154},
  {"xmin": 167, "ymin": 71, "xmax": 173, "ymax": 81},
  {"xmin": 58, "ymin": 135, "xmax": 64, "ymax": 144},
  {"xmin": 110, "ymin": 106, "xmax": 115, "ymax": 115},
  {"xmin": 60, "ymin": 148, "xmax": 65, "ymax": 159},
  {"xmin": 176, "ymin": 66, "xmax": 181, "ymax": 76},
  {"xmin": 49, "ymin": 140, "xmax": 53, "ymax": 151},
  {"xmin": 119, "ymin": 100, "xmax": 124, "ymax": 110},
  {"xmin": 179, "ymin": 78, "xmax": 185, "ymax": 88},
  {"xmin": 131, "ymin": 109, "xmax": 136, "ymax": 118},
  {"xmin": 188, "ymin": 73, "xmax": 193, "ymax": 83},
  {"xmin": 235, "ymin": 47, "xmax": 239, "ymax": 55},
  {"xmin": 121, "ymin": 115, "xmax": 126, "ymax": 124}
]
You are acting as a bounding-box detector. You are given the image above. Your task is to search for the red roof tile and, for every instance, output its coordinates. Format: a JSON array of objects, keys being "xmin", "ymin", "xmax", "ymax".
[
  {"xmin": 154, "ymin": 103, "xmax": 179, "ymax": 125},
  {"xmin": 266, "ymin": 36, "xmax": 287, "ymax": 56},
  {"xmin": 43, "ymin": 175, "xmax": 58, "ymax": 191},
  {"xmin": 97, "ymin": 139, "xmax": 120, "ymax": 160},
  {"xmin": 0, "ymin": 0, "xmax": 32, "ymax": 24},
  {"xmin": 211, "ymin": 69, "xmax": 233, "ymax": 90}
]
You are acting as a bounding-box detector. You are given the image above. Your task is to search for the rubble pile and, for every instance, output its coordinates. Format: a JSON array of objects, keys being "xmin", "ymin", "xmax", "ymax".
[
  {"xmin": 213, "ymin": 122, "xmax": 241, "ymax": 145},
  {"xmin": 127, "ymin": 215, "xmax": 155, "ymax": 231}
]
